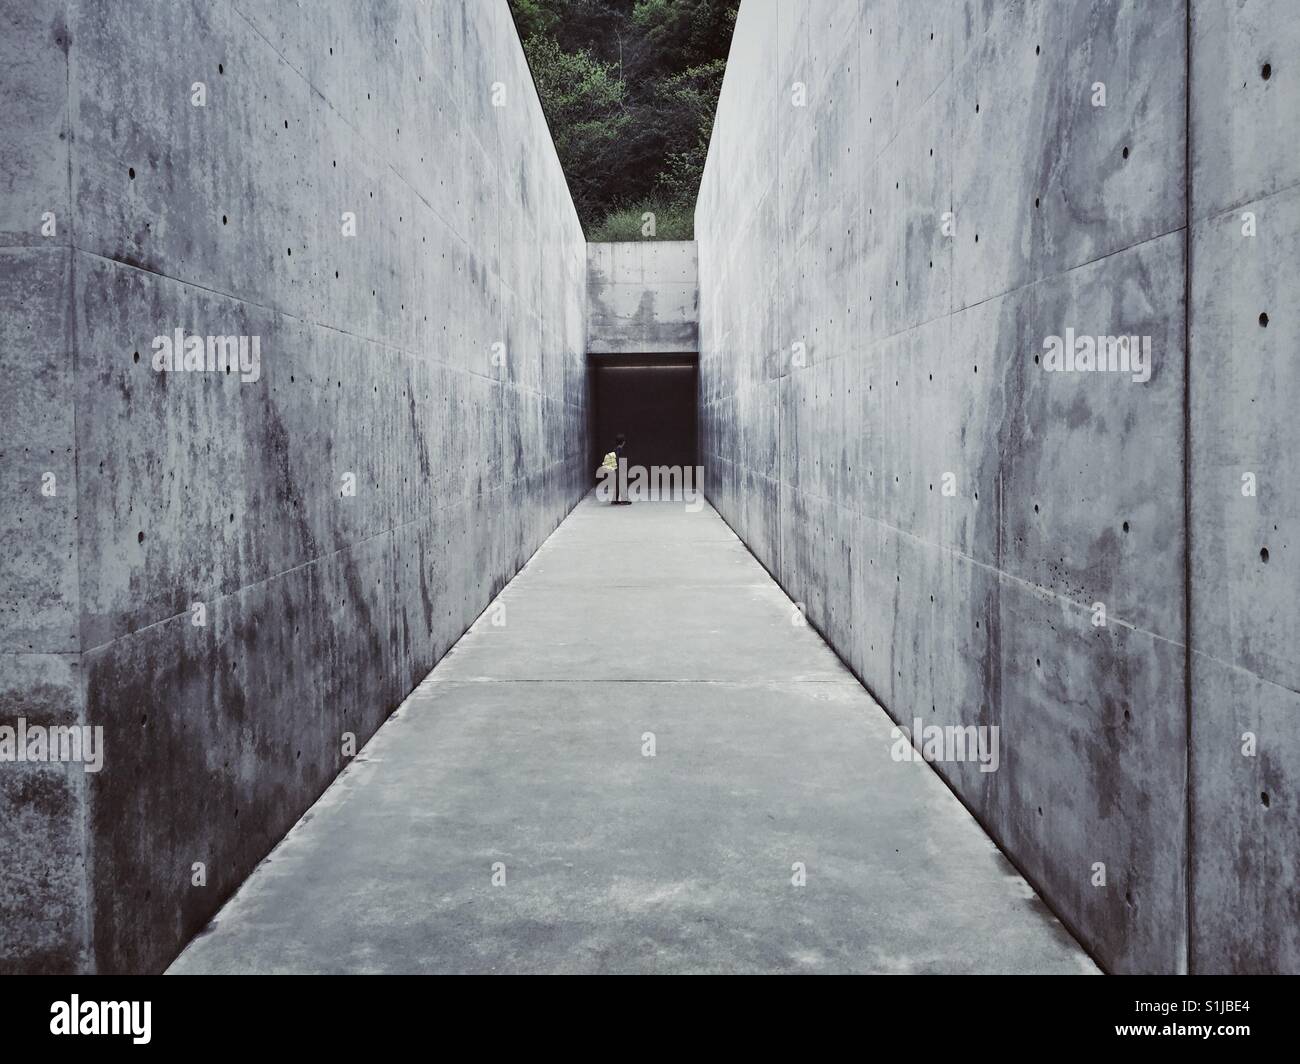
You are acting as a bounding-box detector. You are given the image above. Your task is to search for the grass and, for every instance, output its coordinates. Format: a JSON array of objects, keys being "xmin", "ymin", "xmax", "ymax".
[{"xmin": 587, "ymin": 202, "xmax": 694, "ymax": 241}]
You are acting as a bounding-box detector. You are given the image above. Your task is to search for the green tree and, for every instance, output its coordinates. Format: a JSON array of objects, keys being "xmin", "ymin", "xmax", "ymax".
[
  {"xmin": 511, "ymin": 0, "xmax": 561, "ymax": 39},
  {"xmin": 522, "ymin": 35, "xmax": 632, "ymax": 222},
  {"xmin": 511, "ymin": 0, "xmax": 738, "ymax": 238},
  {"xmin": 632, "ymin": 0, "xmax": 736, "ymax": 72},
  {"xmin": 652, "ymin": 58, "xmax": 725, "ymax": 210}
]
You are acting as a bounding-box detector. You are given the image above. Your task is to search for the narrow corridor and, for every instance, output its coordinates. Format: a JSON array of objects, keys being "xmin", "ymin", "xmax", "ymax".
[{"xmin": 170, "ymin": 496, "xmax": 1097, "ymax": 974}]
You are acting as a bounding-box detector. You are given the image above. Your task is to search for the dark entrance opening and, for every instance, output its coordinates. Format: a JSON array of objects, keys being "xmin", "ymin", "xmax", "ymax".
[{"xmin": 588, "ymin": 353, "xmax": 698, "ymax": 481}]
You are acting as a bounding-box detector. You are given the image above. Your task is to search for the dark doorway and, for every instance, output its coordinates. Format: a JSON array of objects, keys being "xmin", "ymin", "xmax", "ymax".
[{"xmin": 588, "ymin": 354, "xmax": 698, "ymax": 480}]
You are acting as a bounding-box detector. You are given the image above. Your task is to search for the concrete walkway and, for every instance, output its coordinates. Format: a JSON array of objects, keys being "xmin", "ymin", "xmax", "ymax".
[{"xmin": 170, "ymin": 495, "xmax": 1098, "ymax": 974}]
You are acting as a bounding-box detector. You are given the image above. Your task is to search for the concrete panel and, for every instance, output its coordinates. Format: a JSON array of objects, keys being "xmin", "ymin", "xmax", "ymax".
[
  {"xmin": 1190, "ymin": 0, "xmax": 1300, "ymax": 218},
  {"xmin": 1, "ymin": 248, "xmax": 79, "ymax": 653},
  {"xmin": 0, "ymin": 653, "xmax": 89, "ymax": 974},
  {"xmin": 0, "ymin": 0, "xmax": 71, "ymax": 248},
  {"xmin": 587, "ymin": 241, "xmax": 698, "ymax": 354},
  {"xmin": 1189, "ymin": 655, "xmax": 1300, "ymax": 973}
]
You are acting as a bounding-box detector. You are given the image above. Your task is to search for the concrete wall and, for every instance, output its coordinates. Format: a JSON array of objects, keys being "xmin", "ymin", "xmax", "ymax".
[
  {"xmin": 699, "ymin": 0, "xmax": 1297, "ymax": 973},
  {"xmin": 1188, "ymin": 0, "xmax": 1300, "ymax": 974},
  {"xmin": 0, "ymin": 0, "xmax": 588, "ymax": 973},
  {"xmin": 587, "ymin": 241, "xmax": 698, "ymax": 354}
]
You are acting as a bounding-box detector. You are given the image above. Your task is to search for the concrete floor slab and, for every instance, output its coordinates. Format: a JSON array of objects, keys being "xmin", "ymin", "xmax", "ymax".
[
  {"xmin": 512, "ymin": 535, "xmax": 763, "ymax": 589},
  {"xmin": 169, "ymin": 497, "xmax": 1099, "ymax": 974},
  {"xmin": 435, "ymin": 583, "xmax": 849, "ymax": 682},
  {"xmin": 552, "ymin": 497, "xmax": 739, "ymax": 543}
]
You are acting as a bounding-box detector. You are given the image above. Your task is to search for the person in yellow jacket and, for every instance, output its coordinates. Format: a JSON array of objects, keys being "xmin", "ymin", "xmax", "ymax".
[{"xmin": 601, "ymin": 434, "xmax": 630, "ymax": 505}]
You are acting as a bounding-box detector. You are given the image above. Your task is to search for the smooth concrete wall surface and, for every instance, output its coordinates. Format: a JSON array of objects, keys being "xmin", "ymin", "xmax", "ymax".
[
  {"xmin": 1188, "ymin": 0, "xmax": 1300, "ymax": 974},
  {"xmin": 699, "ymin": 0, "xmax": 1296, "ymax": 973},
  {"xmin": 587, "ymin": 241, "xmax": 698, "ymax": 354},
  {"xmin": 0, "ymin": 0, "xmax": 588, "ymax": 973}
]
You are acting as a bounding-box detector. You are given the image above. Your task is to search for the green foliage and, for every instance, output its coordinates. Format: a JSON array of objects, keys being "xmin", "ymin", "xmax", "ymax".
[
  {"xmin": 652, "ymin": 57, "xmax": 725, "ymax": 211},
  {"xmin": 632, "ymin": 0, "xmax": 738, "ymax": 73},
  {"xmin": 511, "ymin": 0, "xmax": 738, "ymax": 239},
  {"xmin": 586, "ymin": 202, "xmax": 694, "ymax": 241},
  {"xmin": 522, "ymin": 35, "xmax": 631, "ymax": 221},
  {"xmin": 511, "ymin": 0, "xmax": 560, "ymax": 39}
]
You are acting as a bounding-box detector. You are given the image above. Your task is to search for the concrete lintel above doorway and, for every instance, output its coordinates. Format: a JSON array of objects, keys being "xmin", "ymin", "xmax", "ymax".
[{"xmin": 587, "ymin": 240, "xmax": 698, "ymax": 355}]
